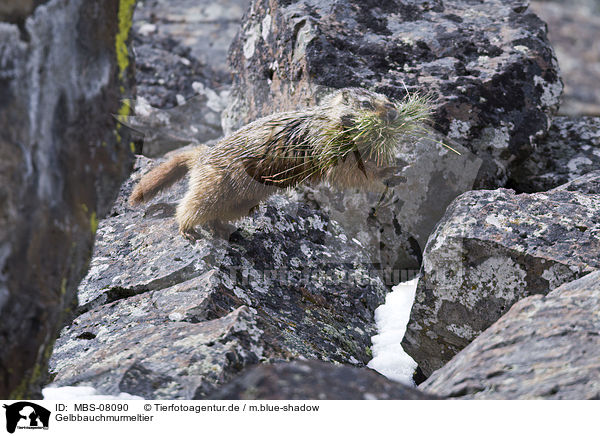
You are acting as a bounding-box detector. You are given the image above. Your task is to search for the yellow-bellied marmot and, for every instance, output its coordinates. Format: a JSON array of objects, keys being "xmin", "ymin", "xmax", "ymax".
[{"xmin": 129, "ymin": 87, "xmax": 433, "ymax": 239}]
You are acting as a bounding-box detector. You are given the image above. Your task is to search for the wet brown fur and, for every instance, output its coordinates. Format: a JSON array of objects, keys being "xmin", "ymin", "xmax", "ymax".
[{"xmin": 129, "ymin": 88, "xmax": 402, "ymax": 239}]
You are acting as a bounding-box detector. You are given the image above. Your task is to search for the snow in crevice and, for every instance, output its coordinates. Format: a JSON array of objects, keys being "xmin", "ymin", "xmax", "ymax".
[{"xmin": 367, "ymin": 278, "xmax": 418, "ymax": 385}]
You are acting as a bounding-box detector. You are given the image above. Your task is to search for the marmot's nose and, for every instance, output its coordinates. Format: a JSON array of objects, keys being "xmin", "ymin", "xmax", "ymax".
[{"xmin": 386, "ymin": 108, "xmax": 399, "ymax": 122}]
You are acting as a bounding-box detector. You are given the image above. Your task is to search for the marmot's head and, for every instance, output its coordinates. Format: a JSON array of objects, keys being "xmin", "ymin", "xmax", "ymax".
[
  {"xmin": 321, "ymin": 88, "xmax": 400, "ymax": 128},
  {"xmin": 318, "ymin": 87, "xmax": 433, "ymax": 167}
]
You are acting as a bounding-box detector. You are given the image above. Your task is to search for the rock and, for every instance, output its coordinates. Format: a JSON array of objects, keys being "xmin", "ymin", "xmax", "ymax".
[
  {"xmin": 48, "ymin": 156, "xmax": 389, "ymax": 399},
  {"xmin": 124, "ymin": 90, "xmax": 227, "ymax": 157},
  {"xmin": 224, "ymin": 0, "xmax": 561, "ymax": 189},
  {"xmin": 511, "ymin": 116, "xmax": 600, "ymax": 192},
  {"xmin": 421, "ymin": 270, "xmax": 600, "ymax": 399},
  {"xmin": 133, "ymin": 36, "xmax": 212, "ymax": 110},
  {"xmin": 531, "ymin": 1, "xmax": 600, "ymax": 116},
  {"xmin": 549, "ymin": 170, "xmax": 600, "ymax": 196},
  {"xmin": 134, "ymin": 0, "xmax": 251, "ymax": 85},
  {"xmin": 300, "ymin": 138, "xmax": 482, "ymax": 276},
  {"xmin": 0, "ymin": 0, "xmax": 38, "ymax": 23},
  {"xmin": 53, "ymin": 301, "xmax": 263, "ymax": 399},
  {"xmin": 402, "ymin": 171, "xmax": 600, "ymax": 377},
  {"xmin": 131, "ymin": 0, "xmax": 251, "ymax": 156},
  {"xmin": 0, "ymin": 0, "xmax": 135, "ymax": 398},
  {"xmin": 208, "ymin": 360, "xmax": 437, "ymax": 399}
]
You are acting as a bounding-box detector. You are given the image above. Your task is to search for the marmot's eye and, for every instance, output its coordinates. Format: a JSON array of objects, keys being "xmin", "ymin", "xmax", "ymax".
[
  {"xmin": 341, "ymin": 114, "xmax": 355, "ymax": 127},
  {"xmin": 360, "ymin": 100, "xmax": 374, "ymax": 110}
]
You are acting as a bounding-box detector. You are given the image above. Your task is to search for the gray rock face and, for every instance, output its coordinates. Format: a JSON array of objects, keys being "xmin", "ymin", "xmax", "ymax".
[
  {"xmin": 134, "ymin": 0, "xmax": 251, "ymax": 85},
  {"xmin": 531, "ymin": 1, "xmax": 600, "ymax": 116},
  {"xmin": 421, "ymin": 270, "xmax": 600, "ymax": 399},
  {"xmin": 512, "ymin": 116, "xmax": 600, "ymax": 192},
  {"xmin": 300, "ymin": 138, "xmax": 481, "ymax": 276},
  {"xmin": 133, "ymin": 33, "xmax": 212, "ymax": 111},
  {"xmin": 224, "ymin": 0, "xmax": 561, "ymax": 189},
  {"xmin": 48, "ymin": 156, "xmax": 388, "ymax": 399},
  {"xmin": 550, "ymin": 170, "xmax": 600, "ymax": 196},
  {"xmin": 0, "ymin": 0, "xmax": 135, "ymax": 398},
  {"xmin": 208, "ymin": 360, "xmax": 437, "ymax": 400},
  {"xmin": 402, "ymin": 171, "xmax": 600, "ymax": 377},
  {"xmin": 131, "ymin": 0, "xmax": 251, "ymax": 156}
]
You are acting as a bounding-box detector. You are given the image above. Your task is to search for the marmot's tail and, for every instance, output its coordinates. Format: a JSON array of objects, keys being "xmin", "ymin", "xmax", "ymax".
[{"xmin": 129, "ymin": 147, "xmax": 204, "ymax": 205}]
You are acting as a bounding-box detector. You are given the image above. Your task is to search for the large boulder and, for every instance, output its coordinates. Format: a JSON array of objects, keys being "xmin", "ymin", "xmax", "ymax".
[
  {"xmin": 402, "ymin": 171, "xmax": 600, "ymax": 377},
  {"xmin": 421, "ymin": 270, "xmax": 600, "ymax": 399},
  {"xmin": 300, "ymin": 135, "xmax": 481, "ymax": 277},
  {"xmin": 208, "ymin": 360, "xmax": 437, "ymax": 400},
  {"xmin": 224, "ymin": 0, "xmax": 562, "ymax": 189},
  {"xmin": 48, "ymin": 156, "xmax": 388, "ymax": 399},
  {"xmin": 511, "ymin": 116, "xmax": 600, "ymax": 192},
  {"xmin": 0, "ymin": 0, "xmax": 135, "ymax": 398}
]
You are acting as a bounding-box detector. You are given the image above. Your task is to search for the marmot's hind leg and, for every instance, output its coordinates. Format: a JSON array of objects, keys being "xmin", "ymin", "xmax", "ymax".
[
  {"xmin": 175, "ymin": 195, "xmax": 205, "ymax": 240},
  {"xmin": 175, "ymin": 163, "xmax": 278, "ymax": 239},
  {"xmin": 175, "ymin": 176, "xmax": 217, "ymax": 240}
]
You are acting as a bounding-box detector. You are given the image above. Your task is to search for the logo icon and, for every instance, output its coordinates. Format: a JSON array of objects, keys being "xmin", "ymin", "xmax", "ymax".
[{"xmin": 3, "ymin": 402, "xmax": 50, "ymax": 433}]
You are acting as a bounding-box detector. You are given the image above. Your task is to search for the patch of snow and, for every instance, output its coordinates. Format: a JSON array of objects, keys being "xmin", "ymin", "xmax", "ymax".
[
  {"xmin": 42, "ymin": 386, "xmax": 143, "ymax": 401},
  {"xmin": 367, "ymin": 278, "xmax": 418, "ymax": 385}
]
